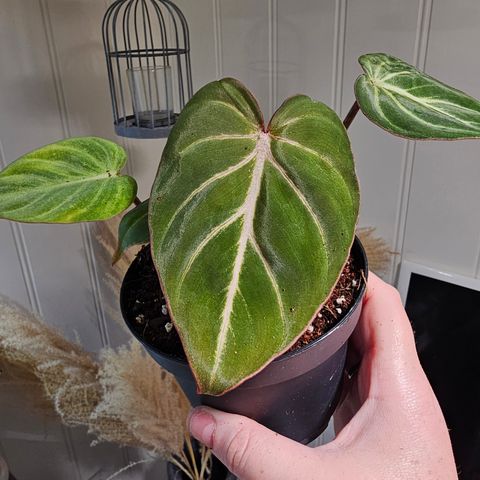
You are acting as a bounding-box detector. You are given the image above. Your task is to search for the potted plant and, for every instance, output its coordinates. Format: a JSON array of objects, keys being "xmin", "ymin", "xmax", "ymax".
[{"xmin": 1, "ymin": 53, "xmax": 479, "ymax": 459}]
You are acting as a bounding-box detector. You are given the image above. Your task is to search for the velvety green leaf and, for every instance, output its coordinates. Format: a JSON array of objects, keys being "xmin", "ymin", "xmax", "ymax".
[
  {"xmin": 149, "ymin": 78, "xmax": 359, "ymax": 395},
  {"xmin": 355, "ymin": 53, "xmax": 480, "ymax": 139},
  {"xmin": 0, "ymin": 137, "xmax": 137, "ymax": 223},
  {"xmin": 113, "ymin": 200, "xmax": 149, "ymax": 264}
]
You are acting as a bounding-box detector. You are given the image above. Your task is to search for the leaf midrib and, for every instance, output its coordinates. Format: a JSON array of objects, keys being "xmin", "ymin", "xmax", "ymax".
[
  {"xmin": 0, "ymin": 171, "xmax": 119, "ymax": 193},
  {"xmin": 170, "ymin": 130, "xmax": 334, "ymax": 389},
  {"xmin": 209, "ymin": 131, "xmax": 270, "ymax": 386},
  {"xmin": 370, "ymin": 76, "xmax": 480, "ymax": 128}
]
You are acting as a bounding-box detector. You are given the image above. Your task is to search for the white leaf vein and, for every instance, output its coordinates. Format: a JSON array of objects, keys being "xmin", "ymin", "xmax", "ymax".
[
  {"xmin": 383, "ymin": 90, "xmax": 464, "ymax": 131},
  {"xmin": 209, "ymin": 132, "xmax": 270, "ymax": 385},
  {"xmin": 211, "ymin": 100, "xmax": 257, "ymax": 129},
  {"xmin": 275, "ymin": 114, "xmax": 321, "ymax": 129},
  {"xmin": 179, "ymin": 134, "xmax": 258, "ymax": 156},
  {"xmin": 270, "ymin": 135, "xmax": 336, "ymax": 170},
  {"xmin": 160, "ymin": 148, "xmax": 257, "ymax": 247},
  {"xmin": 267, "ymin": 154, "xmax": 327, "ymax": 250},
  {"xmin": 270, "ymin": 135, "xmax": 353, "ymax": 204},
  {"xmin": 376, "ymin": 79, "xmax": 480, "ymax": 130},
  {"xmin": 249, "ymin": 236, "xmax": 287, "ymax": 335},
  {"xmin": 170, "ymin": 129, "xmax": 342, "ymax": 388},
  {"xmin": 177, "ymin": 210, "xmax": 243, "ymax": 292}
]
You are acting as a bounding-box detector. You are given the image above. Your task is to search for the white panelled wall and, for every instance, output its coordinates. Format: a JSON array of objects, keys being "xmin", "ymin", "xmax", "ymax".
[{"xmin": 1, "ymin": 0, "xmax": 479, "ymax": 478}]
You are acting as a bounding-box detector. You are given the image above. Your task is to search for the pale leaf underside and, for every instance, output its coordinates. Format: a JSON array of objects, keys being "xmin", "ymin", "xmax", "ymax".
[
  {"xmin": 355, "ymin": 53, "xmax": 480, "ymax": 139},
  {"xmin": 150, "ymin": 79, "xmax": 359, "ymax": 395}
]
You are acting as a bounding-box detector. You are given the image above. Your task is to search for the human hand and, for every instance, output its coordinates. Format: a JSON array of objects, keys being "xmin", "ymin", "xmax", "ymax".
[{"xmin": 188, "ymin": 273, "xmax": 458, "ymax": 479}]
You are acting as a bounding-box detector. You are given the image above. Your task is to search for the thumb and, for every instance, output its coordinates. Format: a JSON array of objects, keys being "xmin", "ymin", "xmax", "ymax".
[{"xmin": 188, "ymin": 406, "xmax": 314, "ymax": 479}]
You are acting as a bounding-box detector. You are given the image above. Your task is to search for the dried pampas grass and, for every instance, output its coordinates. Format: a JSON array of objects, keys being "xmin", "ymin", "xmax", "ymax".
[
  {"xmin": 92, "ymin": 341, "xmax": 189, "ymax": 456},
  {"xmin": 0, "ymin": 295, "xmax": 189, "ymax": 463},
  {"xmin": 0, "ymin": 294, "xmax": 99, "ymax": 425},
  {"xmin": 91, "ymin": 217, "xmax": 138, "ymax": 332},
  {"xmin": 91, "ymin": 216, "xmax": 137, "ymax": 279},
  {"xmin": 356, "ymin": 227, "xmax": 394, "ymax": 276}
]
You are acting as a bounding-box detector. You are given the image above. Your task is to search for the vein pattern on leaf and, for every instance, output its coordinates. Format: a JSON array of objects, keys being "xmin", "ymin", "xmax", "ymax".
[
  {"xmin": 272, "ymin": 135, "xmax": 339, "ymax": 172},
  {"xmin": 271, "ymin": 135, "xmax": 353, "ymax": 202},
  {"xmin": 149, "ymin": 78, "xmax": 359, "ymax": 395},
  {"xmin": 209, "ymin": 132, "xmax": 270, "ymax": 384},
  {"xmin": 210, "ymin": 100, "xmax": 258, "ymax": 127},
  {"xmin": 179, "ymin": 134, "xmax": 258, "ymax": 156},
  {"xmin": 276, "ymin": 114, "xmax": 322, "ymax": 129},
  {"xmin": 381, "ymin": 83, "xmax": 480, "ymax": 129},
  {"xmin": 0, "ymin": 137, "xmax": 135, "ymax": 223},
  {"xmin": 249, "ymin": 236, "xmax": 287, "ymax": 332},
  {"xmin": 177, "ymin": 210, "xmax": 243, "ymax": 293},
  {"xmin": 160, "ymin": 148, "xmax": 257, "ymax": 246},
  {"xmin": 355, "ymin": 53, "xmax": 480, "ymax": 139},
  {"xmin": 266, "ymin": 154, "xmax": 326, "ymax": 248}
]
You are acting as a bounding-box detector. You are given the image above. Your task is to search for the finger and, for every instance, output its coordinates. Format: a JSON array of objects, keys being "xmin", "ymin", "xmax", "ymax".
[{"xmin": 188, "ymin": 406, "xmax": 315, "ymax": 480}]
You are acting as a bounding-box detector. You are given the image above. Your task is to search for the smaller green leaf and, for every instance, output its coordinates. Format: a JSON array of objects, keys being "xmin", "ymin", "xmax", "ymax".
[
  {"xmin": 0, "ymin": 137, "xmax": 137, "ymax": 223},
  {"xmin": 113, "ymin": 200, "xmax": 149, "ymax": 264},
  {"xmin": 355, "ymin": 53, "xmax": 480, "ymax": 139}
]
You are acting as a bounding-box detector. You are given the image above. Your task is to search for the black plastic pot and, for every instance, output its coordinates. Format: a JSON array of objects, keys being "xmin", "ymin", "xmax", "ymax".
[{"xmin": 121, "ymin": 237, "xmax": 367, "ymax": 444}]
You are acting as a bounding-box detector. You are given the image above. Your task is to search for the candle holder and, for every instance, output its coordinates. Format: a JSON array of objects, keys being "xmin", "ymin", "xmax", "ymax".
[
  {"xmin": 127, "ymin": 65, "xmax": 175, "ymax": 128},
  {"xmin": 102, "ymin": 0, "xmax": 193, "ymax": 139}
]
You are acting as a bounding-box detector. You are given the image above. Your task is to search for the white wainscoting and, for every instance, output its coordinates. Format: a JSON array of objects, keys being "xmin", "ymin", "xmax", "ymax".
[{"xmin": 1, "ymin": 0, "xmax": 479, "ymax": 478}]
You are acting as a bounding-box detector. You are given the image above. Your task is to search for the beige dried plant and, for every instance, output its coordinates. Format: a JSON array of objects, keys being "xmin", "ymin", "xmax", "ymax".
[
  {"xmin": 91, "ymin": 216, "xmax": 138, "ymax": 331},
  {"xmin": 356, "ymin": 226, "xmax": 394, "ymax": 276},
  {"xmin": 0, "ymin": 295, "xmax": 211, "ymax": 479},
  {"xmin": 0, "ymin": 294, "xmax": 99, "ymax": 426},
  {"xmin": 92, "ymin": 215, "xmax": 136, "ymax": 279},
  {"xmin": 92, "ymin": 341, "xmax": 189, "ymax": 455},
  {"xmin": 0, "ymin": 357, "xmax": 52, "ymax": 414}
]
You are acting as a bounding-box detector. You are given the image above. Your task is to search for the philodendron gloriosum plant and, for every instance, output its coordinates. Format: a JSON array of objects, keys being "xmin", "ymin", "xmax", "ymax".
[{"xmin": 1, "ymin": 53, "xmax": 480, "ymax": 395}]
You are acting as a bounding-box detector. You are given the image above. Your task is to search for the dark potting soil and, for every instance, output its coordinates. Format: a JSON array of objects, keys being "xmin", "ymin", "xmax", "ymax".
[{"xmin": 123, "ymin": 246, "xmax": 363, "ymax": 360}]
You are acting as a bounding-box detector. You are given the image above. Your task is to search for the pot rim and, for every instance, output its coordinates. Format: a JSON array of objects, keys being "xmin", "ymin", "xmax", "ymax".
[
  {"xmin": 121, "ymin": 236, "xmax": 368, "ymax": 369},
  {"xmin": 274, "ymin": 236, "xmax": 367, "ymax": 363}
]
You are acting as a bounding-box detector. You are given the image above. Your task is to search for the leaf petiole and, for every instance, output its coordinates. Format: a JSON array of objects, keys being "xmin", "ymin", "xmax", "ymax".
[{"xmin": 343, "ymin": 101, "xmax": 360, "ymax": 129}]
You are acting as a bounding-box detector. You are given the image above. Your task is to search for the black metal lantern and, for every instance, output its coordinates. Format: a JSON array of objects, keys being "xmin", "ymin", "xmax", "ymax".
[{"xmin": 102, "ymin": 0, "xmax": 193, "ymax": 139}]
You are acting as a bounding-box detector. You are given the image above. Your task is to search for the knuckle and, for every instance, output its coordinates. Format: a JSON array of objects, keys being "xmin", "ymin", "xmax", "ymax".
[{"xmin": 222, "ymin": 424, "xmax": 254, "ymax": 474}]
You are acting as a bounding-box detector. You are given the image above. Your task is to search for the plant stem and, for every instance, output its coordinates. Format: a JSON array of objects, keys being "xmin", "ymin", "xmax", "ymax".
[
  {"xmin": 185, "ymin": 434, "xmax": 201, "ymax": 480},
  {"xmin": 343, "ymin": 101, "xmax": 360, "ymax": 129},
  {"xmin": 199, "ymin": 446, "xmax": 212, "ymax": 480},
  {"xmin": 171, "ymin": 456, "xmax": 194, "ymax": 480},
  {"xmin": 133, "ymin": 196, "xmax": 141, "ymax": 206}
]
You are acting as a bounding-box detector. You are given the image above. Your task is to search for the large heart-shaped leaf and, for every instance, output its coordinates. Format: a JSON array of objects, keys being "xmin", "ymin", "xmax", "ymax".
[
  {"xmin": 113, "ymin": 199, "xmax": 149, "ymax": 264},
  {"xmin": 0, "ymin": 137, "xmax": 137, "ymax": 223},
  {"xmin": 150, "ymin": 78, "xmax": 359, "ymax": 395},
  {"xmin": 355, "ymin": 53, "xmax": 480, "ymax": 139}
]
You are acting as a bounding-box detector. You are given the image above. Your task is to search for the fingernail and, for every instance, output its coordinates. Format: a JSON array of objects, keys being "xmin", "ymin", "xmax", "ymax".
[{"xmin": 188, "ymin": 407, "xmax": 216, "ymax": 448}]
